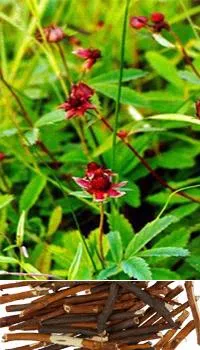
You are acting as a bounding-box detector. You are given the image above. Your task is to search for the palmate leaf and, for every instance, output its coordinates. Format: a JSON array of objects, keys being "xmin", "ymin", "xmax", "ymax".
[
  {"xmin": 138, "ymin": 247, "xmax": 189, "ymax": 257},
  {"xmin": 88, "ymin": 68, "xmax": 147, "ymax": 84},
  {"xmin": 125, "ymin": 215, "xmax": 176, "ymax": 258},
  {"xmin": 108, "ymin": 210, "xmax": 134, "ymax": 248},
  {"xmin": 122, "ymin": 257, "xmax": 152, "ymax": 280},
  {"xmin": 107, "ymin": 231, "xmax": 123, "ymax": 263},
  {"xmin": 19, "ymin": 174, "xmax": 46, "ymax": 212},
  {"xmin": 96, "ymin": 264, "xmax": 121, "ymax": 280}
]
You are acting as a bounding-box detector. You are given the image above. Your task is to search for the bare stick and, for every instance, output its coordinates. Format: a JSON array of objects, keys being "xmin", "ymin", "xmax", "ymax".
[{"xmin": 185, "ymin": 281, "xmax": 200, "ymax": 345}]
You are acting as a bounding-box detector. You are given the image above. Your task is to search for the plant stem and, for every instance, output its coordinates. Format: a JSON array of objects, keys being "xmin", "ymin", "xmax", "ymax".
[
  {"xmin": 56, "ymin": 42, "xmax": 72, "ymax": 86},
  {"xmin": 112, "ymin": 0, "xmax": 130, "ymax": 169},
  {"xmin": 99, "ymin": 202, "xmax": 105, "ymax": 263},
  {"xmin": 0, "ymin": 70, "xmax": 33, "ymax": 127},
  {"xmin": 74, "ymin": 119, "xmax": 90, "ymax": 159},
  {"xmin": 1, "ymin": 70, "xmax": 59, "ymax": 166},
  {"xmin": 171, "ymin": 30, "xmax": 200, "ymax": 79},
  {"xmin": 98, "ymin": 114, "xmax": 200, "ymax": 204}
]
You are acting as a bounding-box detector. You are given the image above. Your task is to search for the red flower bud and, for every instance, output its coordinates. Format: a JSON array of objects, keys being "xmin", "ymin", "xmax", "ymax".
[
  {"xmin": 0, "ymin": 152, "xmax": 6, "ymax": 161},
  {"xmin": 130, "ymin": 16, "xmax": 148, "ymax": 30},
  {"xmin": 35, "ymin": 25, "xmax": 65, "ymax": 43},
  {"xmin": 117, "ymin": 130, "xmax": 128, "ymax": 139},
  {"xmin": 73, "ymin": 47, "xmax": 101, "ymax": 71},
  {"xmin": 151, "ymin": 12, "xmax": 165, "ymax": 23}
]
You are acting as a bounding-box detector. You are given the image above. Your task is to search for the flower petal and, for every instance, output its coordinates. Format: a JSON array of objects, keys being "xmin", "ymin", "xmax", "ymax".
[
  {"xmin": 112, "ymin": 181, "xmax": 128, "ymax": 189},
  {"xmin": 93, "ymin": 191, "xmax": 106, "ymax": 202},
  {"xmin": 72, "ymin": 177, "xmax": 90, "ymax": 189},
  {"xmin": 108, "ymin": 188, "xmax": 126, "ymax": 198}
]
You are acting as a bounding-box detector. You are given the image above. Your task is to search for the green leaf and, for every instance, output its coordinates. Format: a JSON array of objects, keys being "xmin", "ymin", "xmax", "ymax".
[
  {"xmin": 16, "ymin": 210, "xmax": 26, "ymax": 247},
  {"xmin": 152, "ymin": 33, "xmax": 175, "ymax": 48},
  {"xmin": 35, "ymin": 110, "xmax": 65, "ymax": 127},
  {"xmin": 107, "ymin": 231, "xmax": 123, "ymax": 263},
  {"xmin": 125, "ymin": 215, "xmax": 176, "ymax": 258},
  {"xmin": 0, "ymin": 194, "xmax": 14, "ymax": 209},
  {"xmin": 96, "ymin": 264, "xmax": 121, "ymax": 280},
  {"xmin": 146, "ymin": 51, "xmax": 183, "ymax": 88},
  {"xmin": 179, "ymin": 70, "xmax": 200, "ymax": 85},
  {"xmin": 68, "ymin": 243, "xmax": 83, "ymax": 280},
  {"xmin": 148, "ymin": 114, "xmax": 200, "ymax": 126},
  {"xmin": 108, "ymin": 210, "xmax": 134, "ymax": 248},
  {"xmin": 92, "ymin": 84, "xmax": 148, "ymax": 108},
  {"xmin": 124, "ymin": 182, "xmax": 141, "ymax": 208},
  {"xmin": 47, "ymin": 206, "xmax": 62, "ymax": 237},
  {"xmin": 151, "ymin": 268, "xmax": 180, "ymax": 280},
  {"xmin": 24, "ymin": 128, "xmax": 40, "ymax": 146},
  {"xmin": 187, "ymin": 255, "xmax": 200, "ymax": 272},
  {"xmin": 154, "ymin": 227, "xmax": 190, "ymax": 250},
  {"xmin": 139, "ymin": 247, "xmax": 189, "ymax": 257},
  {"xmin": 169, "ymin": 203, "xmax": 199, "ymax": 221},
  {"xmin": 122, "ymin": 257, "xmax": 152, "ymax": 280},
  {"xmin": 20, "ymin": 262, "xmax": 45, "ymax": 279},
  {"xmin": 19, "ymin": 175, "xmax": 46, "ymax": 212},
  {"xmin": 0, "ymin": 256, "xmax": 18, "ymax": 264},
  {"xmin": 88, "ymin": 68, "xmax": 147, "ymax": 84}
]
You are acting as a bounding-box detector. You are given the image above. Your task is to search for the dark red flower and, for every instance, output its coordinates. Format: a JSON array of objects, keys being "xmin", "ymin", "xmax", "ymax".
[
  {"xmin": 150, "ymin": 12, "xmax": 169, "ymax": 32},
  {"xmin": 73, "ymin": 47, "xmax": 102, "ymax": 71},
  {"xmin": 59, "ymin": 82, "xmax": 96, "ymax": 119},
  {"xmin": 0, "ymin": 152, "xmax": 6, "ymax": 161},
  {"xmin": 151, "ymin": 12, "xmax": 165, "ymax": 23},
  {"xmin": 35, "ymin": 25, "xmax": 65, "ymax": 43},
  {"xmin": 68, "ymin": 35, "xmax": 81, "ymax": 46},
  {"xmin": 196, "ymin": 100, "xmax": 200, "ymax": 119},
  {"xmin": 130, "ymin": 16, "xmax": 148, "ymax": 30},
  {"xmin": 86, "ymin": 162, "xmax": 114, "ymax": 179},
  {"xmin": 73, "ymin": 163, "xmax": 127, "ymax": 202},
  {"xmin": 117, "ymin": 130, "xmax": 129, "ymax": 139}
]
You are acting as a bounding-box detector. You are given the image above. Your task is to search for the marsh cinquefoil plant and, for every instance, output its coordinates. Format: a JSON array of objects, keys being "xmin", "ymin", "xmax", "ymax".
[{"xmin": 0, "ymin": 0, "xmax": 200, "ymax": 280}]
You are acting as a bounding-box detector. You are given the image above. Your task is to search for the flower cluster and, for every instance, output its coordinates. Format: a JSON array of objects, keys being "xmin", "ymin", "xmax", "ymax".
[
  {"xmin": 130, "ymin": 12, "xmax": 169, "ymax": 32},
  {"xmin": 59, "ymin": 82, "xmax": 96, "ymax": 119},
  {"xmin": 73, "ymin": 162, "xmax": 127, "ymax": 202},
  {"xmin": 35, "ymin": 24, "xmax": 66, "ymax": 43},
  {"xmin": 73, "ymin": 47, "xmax": 101, "ymax": 71}
]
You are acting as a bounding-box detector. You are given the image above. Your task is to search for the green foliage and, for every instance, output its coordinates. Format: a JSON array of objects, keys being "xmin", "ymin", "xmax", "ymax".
[
  {"xmin": 122, "ymin": 257, "xmax": 152, "ymax": 280},
  {"xmin": 0, "ymin": 0, "xmax": 200, "ymax": 280},
  {"xmin": 125, "ymin": 216, "xmax": 176, "ymax": 258},
  {"xmin": 19, "ymin": 175, "xmax": 46, "ymax": 212}
]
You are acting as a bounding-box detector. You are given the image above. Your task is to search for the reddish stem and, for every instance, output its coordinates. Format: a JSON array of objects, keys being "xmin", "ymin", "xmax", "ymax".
[{"xmin": 99, "ymin": 115, "xmax": 200, "ymax": 204}]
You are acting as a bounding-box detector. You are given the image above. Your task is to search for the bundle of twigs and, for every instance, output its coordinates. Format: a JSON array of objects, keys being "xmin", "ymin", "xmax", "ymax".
[{"xmin": 0, "ymin": 281, "xmax": 199, "ymax": 350}]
